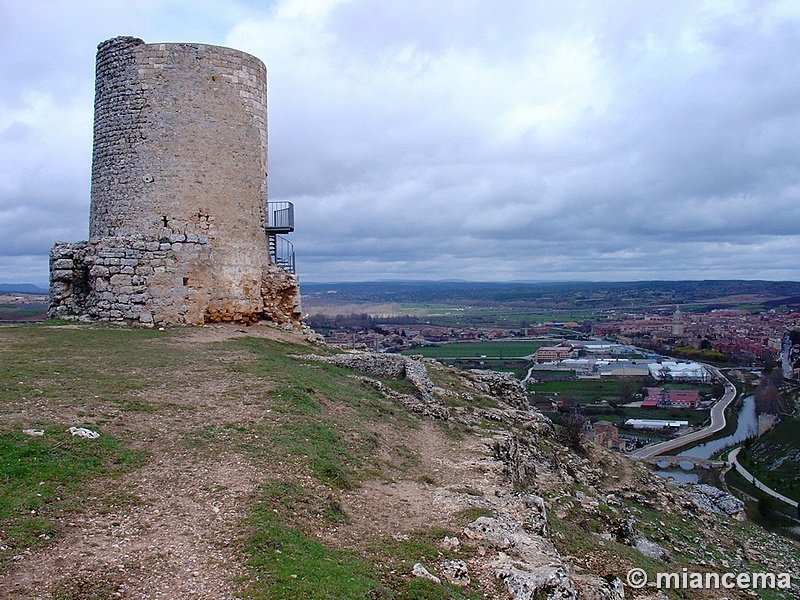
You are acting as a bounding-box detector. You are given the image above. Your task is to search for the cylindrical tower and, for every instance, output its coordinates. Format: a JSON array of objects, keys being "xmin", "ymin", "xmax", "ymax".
[{"xmin": 89, "ymin": 36, "xmax": 271, "ymax": 321}]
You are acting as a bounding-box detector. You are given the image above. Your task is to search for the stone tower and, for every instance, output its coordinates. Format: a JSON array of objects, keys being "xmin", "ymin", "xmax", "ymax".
[
  {"xmin": 671, "ymin": 306, "xmax": 684, "ymax": 336},
  {"xmin": 49, "ymin": 36, "xmax": 301, "ymax": 327}
]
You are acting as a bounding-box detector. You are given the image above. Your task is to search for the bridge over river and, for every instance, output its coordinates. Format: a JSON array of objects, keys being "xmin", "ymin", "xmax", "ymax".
[{"xmin": 644, "ymin": 455, "xmax": 726, "ymax": 469}]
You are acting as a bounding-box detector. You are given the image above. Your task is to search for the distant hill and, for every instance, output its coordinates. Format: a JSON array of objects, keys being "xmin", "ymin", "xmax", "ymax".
[
  {"xmin": 0, "ymin": 283, "xmax": 47, "ymax": 295},
  {"xmin": 302, "ymin": 279, "xmax": 800, "ymax": 311}
]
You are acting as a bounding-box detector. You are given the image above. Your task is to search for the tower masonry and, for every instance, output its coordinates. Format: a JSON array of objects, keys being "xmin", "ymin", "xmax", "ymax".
[{"xmin": 49, "ymin": 36, "xmax": 301, "ymax": 327}]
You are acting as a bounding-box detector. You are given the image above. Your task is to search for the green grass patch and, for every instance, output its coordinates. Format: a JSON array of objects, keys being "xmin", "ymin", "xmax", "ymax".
[
  {"xmin": 244, "ymin": 505, "xmax": 383, "ymax": 599},
  {"xmin": 367, "ymin": 529, "xmax": 483, "ymax": 600},
  {"xmin": 0, "ymin": 428, "xmax": 145, "ymax": 564},
  {"xmin": 221, "ymin": 337, "xmax": 424, "ymax": 487},
  {"xmin": 738, "ymin": 416, "xmax": 800, "ymax": 503},
  {"xmin": 454, "ymin": 506, "xmax": 494, "ymax": 523},
  {"xmin": 271, "ymin": 420, "xmax": 356, "ymax": 489},
  {"xmin": 246, "ymin": 479, "xmax": 484, "ymax": 599},
  {"xmin": 0, "ymin": 324, "xmax": 189, "ymax": 412}
]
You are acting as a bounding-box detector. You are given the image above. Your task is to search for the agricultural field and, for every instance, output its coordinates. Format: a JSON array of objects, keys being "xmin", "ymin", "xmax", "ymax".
[
  {"xmin": 402, "ymin": 340, "xmax": 544, "ymax": 359},
  {"xmin": 528, "ymin": 378, "xmax": 635, "ymax": 402},
  {"xmin": 401, "ymin": 340, "xmax": 546, "ymax": 378},
  {"xmin": 0, "ymin": 294, "xmax": 48, "ymax": 322}
]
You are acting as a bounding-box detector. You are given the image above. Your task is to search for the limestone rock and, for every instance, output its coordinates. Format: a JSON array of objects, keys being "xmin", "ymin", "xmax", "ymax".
[
  {"xmin": 634, "ymin": 536, "xmax": 671, "ymax": 561},
  {"xmin": 495, "ymin": 562, "xmax": 577, "ymax": 600},
  {"xmin": 440, "ymin": 536, "xmax": 461, "ymax": 552},
  {"xmin": 493, "ymin": 434, "xmax": 541, "ymax": 488},
  {"xmin": 466, "ymin": 370, "xmax": 530, "ymax": 410},
  {"xmin": 522, "ymin": 494, "xmax": 548, "ymax": 536},
  {"xmin": 687, "ymin": 484, "xmax": 745, "ymax": 516},
  {"xmin": 440, "ymin": 559, "xmax": 470, "ymax": 586},
  {"xmin": 412, "ymin": 562, "xmax": 440, "ymax": 584}
]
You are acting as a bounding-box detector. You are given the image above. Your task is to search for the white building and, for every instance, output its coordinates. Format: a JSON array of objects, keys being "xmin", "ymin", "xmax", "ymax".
[
  {"xmin": 625, "ymin": 419, "xmax": 689, "ymax": 430},
  {"xmin": 648, "ymin": 361, "xmax": 710, "ymax": 383}
]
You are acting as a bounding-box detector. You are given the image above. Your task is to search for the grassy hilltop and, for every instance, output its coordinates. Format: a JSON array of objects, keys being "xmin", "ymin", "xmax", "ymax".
[{"xmin": 0, "ymin": 322, "xmax": 797, "ymax": 599}]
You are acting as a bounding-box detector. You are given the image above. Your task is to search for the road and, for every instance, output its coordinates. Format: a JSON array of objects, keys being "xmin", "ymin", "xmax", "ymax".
[
  {"xmin": 727, "ymin": 447, "xmax": 798, "ymax": 508},
  {"xmin": 629, "ymin": 364, "xmax": 737, "ymax": 460}
]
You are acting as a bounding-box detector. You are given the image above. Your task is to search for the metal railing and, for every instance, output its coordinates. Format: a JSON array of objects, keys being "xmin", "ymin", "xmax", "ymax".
[
  {"xmin": 269, "ymin": 234, "xmax": 295, "ymax": 274},
  {"xmin": 266, "ymin": 201, "xmax": 294, "ymax": 233}
]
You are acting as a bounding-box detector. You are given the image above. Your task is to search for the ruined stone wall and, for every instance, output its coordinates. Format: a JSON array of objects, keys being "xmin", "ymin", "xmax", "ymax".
[
  {"xmin": 49, "ymin": 36, "xmax": 301, "ymax": 327},
  {"xmin": 50, "ymin": 236, "xmax": 213, "ymax": 326}
]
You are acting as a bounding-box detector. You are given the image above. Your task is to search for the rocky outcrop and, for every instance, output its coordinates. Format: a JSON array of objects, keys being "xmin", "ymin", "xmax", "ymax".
[
  {"xmin": 306, "ymin": 352, "xmax": 449, "ymax": 419},
  {"xmin": 465, "ymin": 369, "xmax": 530, "ymax": 410},
  {"xmin": 464, "ymin": 514, "xmax": 623, "ymax": 600},
  {"xmin": 301, "ymin": 347, "xmax": 796, "ymax": 599},
  {"xmin": 259, "ymin": 263, "xmax": 302, "ymax": 328},
  {"xmin": 686, "ymin": 483, "xmax": 745, "ymax": 516},
  {"xmin": 357, "ymin": 377, "xmax": 450, "ymax": 420}
]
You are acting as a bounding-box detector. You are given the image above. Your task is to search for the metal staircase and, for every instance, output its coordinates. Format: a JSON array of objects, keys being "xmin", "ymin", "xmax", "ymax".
[{"xmin": 266, "ymin": 202, "xmax": 296, "ymax": 274}]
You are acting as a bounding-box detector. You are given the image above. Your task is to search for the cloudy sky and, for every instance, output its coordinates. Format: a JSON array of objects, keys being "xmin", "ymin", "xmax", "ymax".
[{"xmin": 2, "ymin": 0, "xmax": 800, "ymax": 285}]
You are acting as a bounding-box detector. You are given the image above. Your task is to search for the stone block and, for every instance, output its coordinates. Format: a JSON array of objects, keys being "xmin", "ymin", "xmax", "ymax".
[
  {"xmin": 110, "ymin": 274, "xmax": 132, "ymax": 286},
  {"xmin": 49, "ymin": 281, "xmax": 70, "ymax": 296},
  {"xmin": 98, "ymin": 249, "xmax": 126, "ymax": 259},
  {"xmin": 90, "ymin": 265, "xmax": 110, "ymax": 277},
  {"xmin": 51, "ymin": 269, "xmax": 75, "ymax": 282},
  {"xmin": 51, "ymin": 258, "xmax": 74, "ymax": 270}
]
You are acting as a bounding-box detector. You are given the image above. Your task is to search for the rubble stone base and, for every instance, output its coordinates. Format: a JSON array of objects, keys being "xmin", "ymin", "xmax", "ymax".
[{"xmin": 48, "ymin": 238, "xmax": 301, "ymax": 328}]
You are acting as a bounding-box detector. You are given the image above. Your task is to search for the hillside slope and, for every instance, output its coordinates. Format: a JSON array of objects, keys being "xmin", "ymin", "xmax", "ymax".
[
  {"xmin": 739, "ymin": 416, "xmax": 800, "ymax": 504},
  {"xmin": 0, "ymin": 322, "xmax": 797, "ymax": 599}
]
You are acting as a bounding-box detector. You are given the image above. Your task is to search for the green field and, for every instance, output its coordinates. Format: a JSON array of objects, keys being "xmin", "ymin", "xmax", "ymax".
[
  {"xmin": 393, "ymin": 304, "xmax": 595, "ymax": 328},
  {"xmin": 0, "ymin": 302, "xmax": 48, "ymax": 321},
  {"xmin": 529, "ymin": 378, "xmax": 630, "ymax": 400},
  {"xmin": 532, "ymin": 378, "xmax": 711, "ymax": 434},
  {"xmin": 402, "ymin": 340, "xmax": 544, "ymax": 359}
]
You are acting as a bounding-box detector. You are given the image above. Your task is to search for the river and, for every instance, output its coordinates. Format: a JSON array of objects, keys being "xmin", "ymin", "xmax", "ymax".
[
  {"xmin": 679, "ymin": 395, "xmax": 758, "ymax": 459},
  {"xmin": 655, "ymin": 395, "xmax": 758, "ymax": 483}
]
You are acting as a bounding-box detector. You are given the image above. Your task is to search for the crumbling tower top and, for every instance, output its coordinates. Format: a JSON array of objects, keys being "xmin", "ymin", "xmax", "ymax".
[{"xmin": 90, "ymin": 36, "xmax": 268, "ymax": 239}]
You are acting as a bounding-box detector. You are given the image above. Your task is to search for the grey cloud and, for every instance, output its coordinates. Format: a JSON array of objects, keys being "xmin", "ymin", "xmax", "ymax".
[{"xmin": 3, "ymin": 0, "xmax": 800, "ymax": 284}]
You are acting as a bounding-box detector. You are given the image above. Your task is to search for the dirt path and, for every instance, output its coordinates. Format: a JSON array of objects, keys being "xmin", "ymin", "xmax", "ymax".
[{"xmin": 0, "ymin": 325, "xmax": 277, "ymax": 598}]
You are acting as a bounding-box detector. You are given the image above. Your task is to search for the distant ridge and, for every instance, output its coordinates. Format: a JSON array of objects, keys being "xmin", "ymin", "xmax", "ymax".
[
  {"xmin": 301, "ymin": 279, "xmax": 800, "ymax": 310},
  {"xmin": 0, "ymin": 283, "xmax": 47, "ymax": 294}
]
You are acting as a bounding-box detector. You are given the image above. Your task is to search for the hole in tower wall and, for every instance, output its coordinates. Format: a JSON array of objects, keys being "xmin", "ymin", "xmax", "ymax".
[
  {"xmin": 183, "ymin": 277, "xmax": 189, "ymax": 286},
  {"xmin": 162, "ymin": 216, "xmax": 169, "ymax": 227}
]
